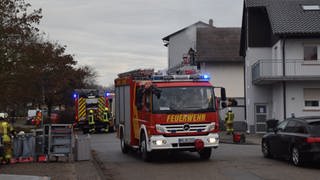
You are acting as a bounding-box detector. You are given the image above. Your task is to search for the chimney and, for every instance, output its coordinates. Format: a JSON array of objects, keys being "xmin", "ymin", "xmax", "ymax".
[{"xmin": 209, "ymin": 19, "xmax": 213, "ymax": 27}]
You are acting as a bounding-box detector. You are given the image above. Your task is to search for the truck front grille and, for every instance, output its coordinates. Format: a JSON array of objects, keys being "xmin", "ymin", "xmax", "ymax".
[{"xmin": 160, "ymin": 123, "xmax": 210, "ymax": 133}]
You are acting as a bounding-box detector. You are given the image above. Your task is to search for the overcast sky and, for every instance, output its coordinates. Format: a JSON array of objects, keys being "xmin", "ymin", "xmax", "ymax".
[{"xmin": 28, "ymin": 0, "xmax": 243, "ymax": 86}]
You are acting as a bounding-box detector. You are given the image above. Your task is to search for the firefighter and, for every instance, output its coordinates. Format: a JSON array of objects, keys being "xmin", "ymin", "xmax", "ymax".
[
  {"xmin": 101, "ymin": 107, "xmax": 110, "ymax": 133},
  {"xmin": 0, "ymin": 117, "xmax": 15, "ymax": 164},
  {"xmin": 224, "ymin": 107, "xmax": 234, "ymax": 135},
  {"xmin": 88, "ymin": 110, "xmax": 95, "ymax": 133}
]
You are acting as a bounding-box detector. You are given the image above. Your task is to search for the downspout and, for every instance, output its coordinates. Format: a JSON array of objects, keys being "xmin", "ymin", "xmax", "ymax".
[
  {"xmin": 245, "ymin": 6, "xmax": 249, "ymax": 131},
  {"xmin": 282, "ymin": 37, "xmax": 286, "ymax": 119}
]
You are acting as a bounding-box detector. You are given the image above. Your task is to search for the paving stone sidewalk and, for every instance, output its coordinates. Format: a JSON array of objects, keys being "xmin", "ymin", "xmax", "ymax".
[{"xmin": 0, "ymin": 155, "xmax": 103, "ymax": 180}]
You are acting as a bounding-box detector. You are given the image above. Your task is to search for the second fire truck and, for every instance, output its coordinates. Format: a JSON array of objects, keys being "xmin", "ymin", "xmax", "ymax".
[
  {"xmin": 73, "ymin": 89, "xmax": 114, "ymax": 133},
  {"xmin": 114, "ymin": 68, "xmax": 226, "ymax": 161}
]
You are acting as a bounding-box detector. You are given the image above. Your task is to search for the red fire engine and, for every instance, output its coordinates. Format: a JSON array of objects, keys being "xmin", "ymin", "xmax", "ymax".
[{"xmin": 114, "ymin": 68, "xmax": 226, "ymax": 161}]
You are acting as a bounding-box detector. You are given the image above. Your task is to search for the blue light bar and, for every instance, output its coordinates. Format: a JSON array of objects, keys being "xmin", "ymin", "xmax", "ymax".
[
  {"xmin": 106, "ymin": 92, "xmax": 110, "ymax": 97},
  {"xmin": 73, "ymin": 93, "xmax": 77, "ymax": 99},
  {"xmin": 199, "ymin": 74, "xmax": 210, "ymax": 80}
]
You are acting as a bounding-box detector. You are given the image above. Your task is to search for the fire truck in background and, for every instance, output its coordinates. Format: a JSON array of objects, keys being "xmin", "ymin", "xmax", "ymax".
[
  {"xmin": 114, "ymin": 67, "xmax": 226, "ymax": 161},
  {"xmin": 73, "ymin": 89, "xmax": 114, "ymax": 133}
]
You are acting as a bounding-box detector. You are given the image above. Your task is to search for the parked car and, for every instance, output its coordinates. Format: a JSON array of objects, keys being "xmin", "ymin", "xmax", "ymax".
[{"xmin": 262, "ymin": 116, "xmax": 320, "ymax": 166}]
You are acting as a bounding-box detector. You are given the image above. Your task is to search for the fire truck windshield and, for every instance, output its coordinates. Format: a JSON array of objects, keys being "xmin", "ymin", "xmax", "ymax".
[
  {"xmin": 86, "ymin": 98, "xmax": 98, "ymax": 109},
  {"xmin": 152, "ymin": 86, "xmax": 215, "ymax": 113}
]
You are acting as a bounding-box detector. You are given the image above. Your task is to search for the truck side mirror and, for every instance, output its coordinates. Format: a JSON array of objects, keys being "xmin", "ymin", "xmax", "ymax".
[
  {"xmin": 221, "ymin": 88, "xmax": 226, "ymax": 101},
  {"xmin": 221, "ymin": 102, "xmax": 227, "ymax": 108}
]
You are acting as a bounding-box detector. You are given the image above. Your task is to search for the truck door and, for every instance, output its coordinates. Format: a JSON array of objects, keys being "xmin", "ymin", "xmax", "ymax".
[
  {"xmin": 137, "ymin": 91, "xmax": 152, "ymax": 125},
  {"xmin": 117, "ymin": 85, "xmax": 131, "ymax": 145}
]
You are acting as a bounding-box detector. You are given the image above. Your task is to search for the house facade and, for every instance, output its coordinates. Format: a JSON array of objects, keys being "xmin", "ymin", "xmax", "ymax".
[
  {"xmin": 163, "ymin": 20, "xmax": 245, "ymax": 124},
  {"xmin": 240, "ymin": 0, "xmax": 320, "ymax": 133},
  {"xmin": 162, "ymin": 21, "xmax": 210, "ymax": 68}
]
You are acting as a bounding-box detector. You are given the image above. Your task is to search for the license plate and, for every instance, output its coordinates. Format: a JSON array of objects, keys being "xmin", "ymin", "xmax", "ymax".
[{"xmin": 179, "ymin": 138, "xmax": 195, "ymax": 143}]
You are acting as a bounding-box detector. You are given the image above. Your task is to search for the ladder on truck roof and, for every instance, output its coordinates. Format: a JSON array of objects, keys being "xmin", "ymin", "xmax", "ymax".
[{"xmin": 117, "ymin": 69, "xmax": 154, "ymax": 79}]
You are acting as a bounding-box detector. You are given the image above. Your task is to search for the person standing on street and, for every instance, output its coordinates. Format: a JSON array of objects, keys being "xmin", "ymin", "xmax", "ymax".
[
  {"xmin": 0, "ymin": 117, "xmax": 15, "ymax": 164},
  {"xmin": 225, "ymin": 107, "xmax": 234, "ymax": 135},
  {"xmin": 88, "ymin": 110, "xmax": 96, "ymax": 133},
  {"xmin": 34, "ymin": 110, "xmax": 42, "ymax": 128},
  {"xmin": 101, "ymin": 107, "xmax": 110, "ymax": 133}
]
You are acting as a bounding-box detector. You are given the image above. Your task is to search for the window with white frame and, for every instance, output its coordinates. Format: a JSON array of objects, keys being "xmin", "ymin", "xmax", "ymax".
[
  {"xmin": 304, "ymin": 88, "xmax": 320, "ymax": 109},
  {"xmin": 304, "ymin": 45, "xmax": 318, "ymax": 60}
]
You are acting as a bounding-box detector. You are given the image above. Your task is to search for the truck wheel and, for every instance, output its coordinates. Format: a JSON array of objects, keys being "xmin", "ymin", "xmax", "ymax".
[
  {"xmin": 120, "ymin": 131, "xmax": 129, "ymax": 154},
  {"xmin": 108, "ymin": 125, "xmax": 114, "ymax": 132},
  {"xmin": 140, "ymin": 134, "xmax": 152, "ymax": 162},
  {"xmin": 199, "ymin": 148, "xmax": 212, "ymax": 160},
  {"xmin": 82, "ymin": 128, "xmax": 89, "ymax": 134}
]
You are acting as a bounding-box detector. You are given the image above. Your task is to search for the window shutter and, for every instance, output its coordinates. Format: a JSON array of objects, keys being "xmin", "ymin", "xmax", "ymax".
[{"xmin": 304, "ymin": 88, "xmax": 320, "ymax": 100}]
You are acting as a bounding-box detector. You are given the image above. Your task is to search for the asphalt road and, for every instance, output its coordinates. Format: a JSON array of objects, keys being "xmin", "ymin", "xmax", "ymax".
[{"xmin": 91, "ymin": 133, "xmax": 320, "ymax": 180}]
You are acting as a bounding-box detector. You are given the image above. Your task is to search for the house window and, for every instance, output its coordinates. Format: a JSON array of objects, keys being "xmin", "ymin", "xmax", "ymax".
[
  {"xmin": 304, "ymin": 46, "xmax": 318, "ymax": 60},
  {"xmin": 304, "ymin": 88, "xmax": 320, "ymax": 109},
  {"xmin": 305, "ymin": 100, "xmax": 319, "ymax": 107},
  {"xmin": 301, "ymin": 5, "xmax": 320, "ymax": 11}
]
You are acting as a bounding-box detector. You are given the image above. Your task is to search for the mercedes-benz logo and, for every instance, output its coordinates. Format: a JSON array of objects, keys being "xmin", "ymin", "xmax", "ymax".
[{"xmin": 183, "ymin": 124, "xmax": 190, "ymax": 131}]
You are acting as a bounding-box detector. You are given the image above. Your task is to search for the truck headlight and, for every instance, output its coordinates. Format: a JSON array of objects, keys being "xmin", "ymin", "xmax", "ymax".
[
  {"xmin": 206, "ymin": 122, "xmax": 215, "ymax": 132},
  {"xmin": 153, "ymin": 139, "xmax": 167, "ymax": 146},
  {"xmin": 156, "ymin": 124, "xmax": 165, "ymax": 133},
  {"xmin": 207, "ymin": 137, "xmax": 218, "ymax": 143}
]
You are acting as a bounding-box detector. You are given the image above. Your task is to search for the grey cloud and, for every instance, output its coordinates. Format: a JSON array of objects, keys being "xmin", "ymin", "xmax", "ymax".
[{"xmin": 29, "ymin": 0, "xmax": 243, "ymax": 86}]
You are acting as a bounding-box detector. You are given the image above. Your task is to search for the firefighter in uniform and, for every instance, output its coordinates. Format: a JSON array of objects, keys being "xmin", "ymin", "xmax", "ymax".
[
  {"xmin": 88, "ymin": 110, "xmax": 95, "ymax": 133},
  {"xmin": 225, "ymin": 107, "xmax": 234, "ymax": 135},
  {"xmin": 0, "ymin": 117, "xmax": 15, "ymax": 164},
  {"xmin": 101, "ymin": 107, "xmax": 110, "ymax": 133}
]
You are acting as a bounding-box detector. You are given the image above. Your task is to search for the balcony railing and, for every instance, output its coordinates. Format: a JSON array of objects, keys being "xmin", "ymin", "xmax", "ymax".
[{"xmin": 252, "ymin": 59, "xmax": 320, "ymax": 84}]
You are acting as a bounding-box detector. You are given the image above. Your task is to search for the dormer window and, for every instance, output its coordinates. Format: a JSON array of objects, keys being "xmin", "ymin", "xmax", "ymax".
[{"xmin": 301, "ymin": 5, "xmax": 320, "ymax": 11}]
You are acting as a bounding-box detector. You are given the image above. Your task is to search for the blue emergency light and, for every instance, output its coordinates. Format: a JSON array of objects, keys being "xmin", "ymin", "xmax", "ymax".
[
  {"xmin": 106, "ymin": 92, "xmax": 110, "ymax": 97},
  {"xmin": 73, "ymin": 93, "xmax": 77, "ymax": 99},
  {"xmin": 202, "ymin": 74, "xmax": 210, "ymax": 80}
]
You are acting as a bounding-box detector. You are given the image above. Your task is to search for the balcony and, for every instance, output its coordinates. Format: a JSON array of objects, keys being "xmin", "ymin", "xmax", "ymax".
[{"xmin": 252, "ymin": 59, "xmax": 320, "ymax": 85}]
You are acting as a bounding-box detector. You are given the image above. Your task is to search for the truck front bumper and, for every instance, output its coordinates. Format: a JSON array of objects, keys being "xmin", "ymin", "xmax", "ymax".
[{"xmin": 148, "ymin": 133, "xmax": 219, "ymax": 151}]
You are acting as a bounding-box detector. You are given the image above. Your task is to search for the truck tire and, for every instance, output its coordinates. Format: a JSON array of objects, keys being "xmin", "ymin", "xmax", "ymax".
[
  {"xmin": 108, "ymin": 125, "xmax": 114, "ymax": 132},
  {"xmin": 82, "ymin": 128, "xmax": 89, "ymax": 134},
  {"xmin": 140, "ymin": 134, "xmax": 152, "ymax": 162},
  {"xmin": 199, "ymin": 148, "xmax": 212, "ymax": 160},
  {"xmin": 120, "ymin": 130, "xmax": 129, "ymax": 154}
]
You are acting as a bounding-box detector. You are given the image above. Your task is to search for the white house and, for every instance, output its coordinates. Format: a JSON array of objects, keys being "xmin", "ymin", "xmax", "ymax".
[
  {"xmin": 240, "ymin": 0, "xmax": 320, "ymax": 133},
  {"xmin": 163, "ymin": 20, "xmax": 245, "ymax": 124}
]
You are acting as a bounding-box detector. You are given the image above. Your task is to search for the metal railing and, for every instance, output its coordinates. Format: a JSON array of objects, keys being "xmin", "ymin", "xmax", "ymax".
[{"xmin": 252, "ymin": 59, "xmax": 320, "ymax": 82}]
